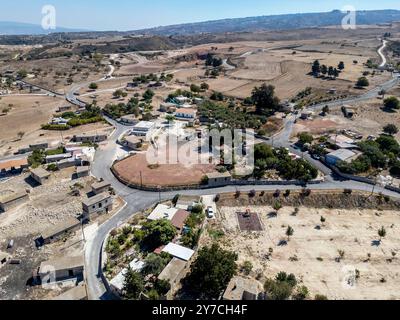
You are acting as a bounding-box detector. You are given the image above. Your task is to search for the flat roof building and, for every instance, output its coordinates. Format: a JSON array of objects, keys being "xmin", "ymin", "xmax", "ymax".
[
  {"xmin": 162, "ymin": 243, "xmax": 194, "ymax": 261},
  {"xmin": 147, "ymin": 204, "xmax": 178, "ymax": 221},
  {"xmin": 76, "ymin": 166, "xmax": 90, "ymax": 178},
  {"xmin": 52, "ymin": 284, "xmax": 87, "ymax": 300},
  {"xmin": 0, "ymin": 191, "xmax": 28, "ymax": 212},
  {"xmin": 30, "ymin": 167, "xmax": 51, "ymax": 185},
  {"xmin": 73, "ymin": 133, "xmax": 107, "ymax": 143},
  {"xmin": 0, "ymin": 158, "xmax": 29, "ymax": 173},
  {"xmin": 223, "ymin": 276, "xmax": 263, "ymax": 300},
  {"xmin": 82, "ymin": 192, "xmax": 113, "ymax": 221},
  {"xmin": 325, "ymin": 149, "xmax": 358, "ymax": 166},
  {"xmin": 91, "ymin": 181, "xmax": 111, "ymax": 194},
  {"xmin": 38, "ymin": 255, "xmax": 84, "ymax": 284},
  {"xmin": 158, "ymin": 258, "xmax": 187, "ymax": 288},
  {"xmin": 40, "ymin": 217, "xmax": 81, "ymax": 245},
  {"xmin": 110, "ymin": 259, "xmax": 145, "ymax": 295},
  {"xmin": 206, "ymin": 172, "xmax": 232, "ymax": 187}
]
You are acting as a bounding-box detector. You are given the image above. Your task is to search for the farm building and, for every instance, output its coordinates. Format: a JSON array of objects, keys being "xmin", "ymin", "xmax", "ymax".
[
  {"xmin": 30, "ymin": 167, "xmax": 51, "ymax": 185},
  {"xmin": 206, "ymin": 172, "xmax": 232, "ymax": 187},
  {"xmin": 325, "ymin": 149, "xmax": 358, "ymax": 165},
  {"xmin": 38, "ymin": 255, "xmax": 84, "ymax": 284},
  {"xmin": 39, "ymin": 217, "xmax": 81, "ymax": 245},
  {"xmin": 91, "ymin": 181, "xmax": 111, "ymax": 194},
  {"xmin": 223, "ymin": 276, "xmax": 263, "ymax": 300},
  {"xmin": 0, "ymin": 191, "xmax": 28, "ymax": 212}
]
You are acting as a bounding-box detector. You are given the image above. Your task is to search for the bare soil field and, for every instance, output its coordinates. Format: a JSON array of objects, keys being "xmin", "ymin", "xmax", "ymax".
[
  {"xmin": 113, "ymin": 153, "xmax": 216, "ymax": 188},
  {"xmin": 202, "ymin": 191, "xmax": 400, "ymax": 300}
]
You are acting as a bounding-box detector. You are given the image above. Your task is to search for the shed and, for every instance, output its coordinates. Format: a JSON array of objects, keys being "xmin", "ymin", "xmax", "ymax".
[
  {"xmin": 91, "ymin": 181, "xmax": 111, "ymax": 194},
  {"xmin": 223, "ymin": 276, "xmax": 263, "ymax": 300},
  {"xmin": 76, "ymin": 166, "xmax": 90, "ymax": 178},
  {"xmin": 52, "ymin": 284, "xmax": 87, "ymax": 300},
  {"xmin": 147, "ymin": 204, "xmax": 178, "ymax": 221},
  {"xmin": 40, "ymin": 217, "xmax": 81, "ymax": 244},
  {"xmin": 30, "ymin": 167, "xmax": 51, "ymax": 185},
  {"xmin": 0, "ymin": 191, "xmax": 28, "ymax": 212},
  {"xmin": 38, "ymin": 255, "xmax": 84, "ymax": 283},
  {"xmin": 162, "ymin": 243, "xmax": 194, "ymax": 261},
  {"xmin": 325, "ymin": 149, "xmax": 358, "ymax": 165},
  {"xmin": 170, "ymin": 209, "xmax": 190, "ymax": 231},
  {"xmin": 158, "ymin": 258, "xmax": 187, "ymax": 286}
]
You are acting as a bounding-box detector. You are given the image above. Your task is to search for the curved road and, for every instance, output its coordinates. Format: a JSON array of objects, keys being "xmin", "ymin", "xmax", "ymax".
[{"xmin": 78, "ymin": 40, "xmax": 400, "ymax": 299}]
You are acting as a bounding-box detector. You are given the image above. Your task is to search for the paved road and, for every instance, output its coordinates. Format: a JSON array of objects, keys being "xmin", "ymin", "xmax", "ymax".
[{"xmin": 378, "ymin": 40, "xmax": 388, "ymax": 68}]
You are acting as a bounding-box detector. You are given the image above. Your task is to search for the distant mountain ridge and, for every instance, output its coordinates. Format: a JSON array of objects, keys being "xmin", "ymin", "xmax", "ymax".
[
  {"xmin": 0, "ymin": 21, "xmax": 86, "ymax": 35},
  {"xmin": 132, "ymin": 9, "xmax": 400, "ymax": 35}
]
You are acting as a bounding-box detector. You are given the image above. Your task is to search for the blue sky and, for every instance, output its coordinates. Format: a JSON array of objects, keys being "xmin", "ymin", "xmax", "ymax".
[{"xmin": 2, "ymin": 0, "xmax": 400, "ymax": 31}]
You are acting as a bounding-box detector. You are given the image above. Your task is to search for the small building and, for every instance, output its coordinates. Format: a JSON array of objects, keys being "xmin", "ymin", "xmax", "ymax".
[
  {"xmin": 328, "ymin": 135, "xmax": 357, "ymax": 149},
  {"xmin": 170, "ymin": 209, "xmax": 190, "ymax": 232},
  {"xmin": 57, "ymin": 158, "xmax": 78, "ymax": 170},
  {"xmin": 175, "ymin": 96, "xmax": 191, "ymax": 105},
  {"xmin": 38, "ymin": 255, "xmax": 84, "ymax": 284},
  {"xmin": 45, "ymin": 153, "xmax": 72, "ymax": 164},
  {"xmin": 0, "ymin": 158, "xmax": 29, "ymax": 174},
  {"xmin": 342, "ymin": 105, "xmax": 357, "ymax": 118},
  {"xmin": 29, "ymin": 142, "xmax": 49, "ymax": 150},
  {"xmin": 223, "ymin": 276, "xmax": 263, "ymax": 300},
  {"xmin": 158, "ymin": 258, "xmax": 187, "ymax": 288},
  {"xmin": 122, "ymin": 135, "xmax": 143, "ymax": 150},
  {"xmin": 39, "ymin": 217, "xmax": 81, "ymax": 245},
  {"xmin": 110, "ymin": 259, "xmax": 145, "ymax": 296},
  {"xmin": 0, "ymin": 252, "xmax": 10, "ymax": 266},
  {"xmin": 162, "ymin": 243, "xmax": 194, "ymax": 262},
  {"xmin": 175, "ymin": 195, "xmax": 201, "ymax": 211},
  {"xmin": 131, "ymin": 121, "xmax": 155, "ymax": 137},
  {"xmin": 0, "ymin": 191, "xmax": 28, "ymax": 212},
  {"xmin": 52, "ymin": 284, "xmax": 87, "ymax": 300},
  {"xmin": 91, "ymin": 181, "xmax": 111, "ymax": 195},
  {"xmin": 159, "ymin": 102, "xmax": 177, "ymax": 113},
  {"xmin": 51, "ymin": 117, "xmax": 69, "ymax": 125},
  {"xmin": 300, "ymin": 111, "xmax": 313, "ymax": 120},
  {"xmin": 120, "ymin": 114, "xmax": 139, "ymax": 125},
  {"xmin": 30, "ymin": 167, "xmax": 51, "ymax": 185},
  {"xmin": 73, "ymin": 133, "xmax": 107, "ymax": 143},
  {"xmin": 76, "ymin": 166, "xmax": 90, "ymax": 178},
  {"xmin": 57, "ymin": 105, "xmax": 72, "ymax": 113},
  {"xmin": 206, "ymin": 172, "xmax": 232, "ymax": 187},
  {"xmin": 193, "ymin": 97, "xmax": 203, "ymax": 105},
  {"xmin": 325, "ymin": 149, "xmax": 358, "ymax": 166},
  {"xmin": 82, "ymin": 192, "xmax": 113, "ymax": 221},
  {"xmin": 175, "ymin": 108, "xmax": 197, "ymax": 120},
  {"xmin": 148, "ymin": 204, "xmax": 178, "ymax": 221}
]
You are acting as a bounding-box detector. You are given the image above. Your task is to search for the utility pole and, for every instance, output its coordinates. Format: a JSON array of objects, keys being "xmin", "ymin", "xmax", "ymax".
[{"xmin": 140, "ymin": 171, "xmax": 143, "ymax": 188}]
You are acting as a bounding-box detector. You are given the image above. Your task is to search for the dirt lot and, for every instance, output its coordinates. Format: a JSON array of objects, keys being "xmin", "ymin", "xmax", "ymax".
[
  {"xmin": 203, "ymin": 191, "xmax": 400, "ymax": 300},
  {"xmin": 113, "ymin": 153, "xmax": 216, "ymax": 188}
]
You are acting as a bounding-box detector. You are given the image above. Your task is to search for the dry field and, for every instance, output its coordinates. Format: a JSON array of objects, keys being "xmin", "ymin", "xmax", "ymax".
[{"xmin": 204, "ymin": 196, "xmax": 400, "ymax": 300}]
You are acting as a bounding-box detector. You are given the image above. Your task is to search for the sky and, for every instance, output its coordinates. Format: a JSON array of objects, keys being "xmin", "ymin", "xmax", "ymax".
[{"xmin": 1, "ymin": 0, "xmax": 400, "ymax": 31}]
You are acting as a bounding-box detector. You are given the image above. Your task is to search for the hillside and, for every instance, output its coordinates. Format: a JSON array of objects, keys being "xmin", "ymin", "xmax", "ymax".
[{"xmin": 132, "ymin": 9, "xmax": 400, "ymax": 35}]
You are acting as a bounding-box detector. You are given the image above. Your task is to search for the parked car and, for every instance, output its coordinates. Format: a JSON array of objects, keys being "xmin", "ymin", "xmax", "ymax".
[{"xmin": 206, "ymin": 206, "xmax": 215, "ymax": 218}]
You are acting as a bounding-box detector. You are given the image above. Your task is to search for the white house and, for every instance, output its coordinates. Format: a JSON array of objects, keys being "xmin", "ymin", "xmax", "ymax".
[
  {"xmin": 147, "ymin": 204, "xmax": 178, "ymax": 221},
  {"xmin": 131, "ymin": 121, "xmax": 155, "ymax": 138},
  {"xmin": 175, "ymin": 108, "xmax": 197, "ymax": 120}
]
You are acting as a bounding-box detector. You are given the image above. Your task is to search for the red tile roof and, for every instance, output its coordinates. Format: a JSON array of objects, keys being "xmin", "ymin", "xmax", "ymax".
[{"xmin": 171, "ymin": 209, "xmax": 190, "ymax": 231}]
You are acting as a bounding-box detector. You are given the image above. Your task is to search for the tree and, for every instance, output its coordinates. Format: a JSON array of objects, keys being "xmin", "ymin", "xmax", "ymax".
[
  {"xmin": 298, "ymin": 132, "xmax": 313, "ymax": 146},
  {"xmin": 322, "ymin": 105, "xmax": 330, "ymax": 115},
  {"xmin": 142, "ymin": 220, "xmax": 177, "ymax": 250},
  {"xmin": 142, "ymin": 89, "xmax": 155, "ymax": 101},
  {"xmin": 286, "ymin": 226, "xmax": 294, "ymax": 241},
  {"xmin": 190, "ymin": 84, "xmax": 201, "ymax": 93},
  {"xmin": 113, "ymin": 89, "xmax": 124, "ymax": 99},
  {"xmin": 123, "ymin": 267, "xmax": 144, "ymax": 300},
  {"xmin": 293, "ymin": 285, "xmax": 309, "ymax": 300},
  {"xmin": 200, "ymin": 82, "xmax": 209, "ymax": 91},
  {"xmin": 273, "ymin": 201, "xmax": 282, "ymax": 214},
  {"xmin": 383, "ymin": 124, "xmax": 399, "ymax": 135},
  {"xmin": 312, "ymin": 60, "xmax": 321, "ymax": 76},
  {"xmin": 379, "ymin": 89, "xmax": 386, "ymax": 99},
  {"xmin": 333, "ymin": 68, "xmax": 339, "ymax": 79},
  {"xmin": 328, "ymin": 66, "xmax": 334, "ymax": 79},
  {"xmin": 356, "ymin": 77, "xmax": 369, "ymax": 88},
  {"xmin": 89, "ymin": 83, "xmax": 98, "ymax": 90},
  {"xmin": 384, "ymin": 96, "xmax": 400, "ymax": 110},
  {"xmin": 338, "ymin": 61, "xmax": 345, "ymax": 70},
  {"xmin": 378, "ymin": 226, "xmax": 387, "ymax": 241},
  {"xmin": 251, "ymin": 84, "xmax": 280, "ymax": 115},
  {"xmin": 320, "ymin": 216, "xmax": 326, "ymax": 226},
  {"xmin": 264, "ymin": 272, "xmax": 297, "ymax": 300},
  {"xmin": 17, "ymin": 69, "xmax": 28, "ymax": 79},
  {"xmin": 321, "ymin": 65, "xmax": 328, "ymax": 76},
  {"xmin": 184, "ymin": 243, "xmax": 238, "ymax": 299},
  {"xmin": 17, "ymin": 131, "xmax": 25, "ymax": 139},
  {"xmin": 142, "ymin": 253, "xmax": 171, "ymax": 275}
]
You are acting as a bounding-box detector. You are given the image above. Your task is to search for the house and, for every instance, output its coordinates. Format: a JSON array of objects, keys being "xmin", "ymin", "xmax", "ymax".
[
  {"xmin": 82, "ymin": 192, "xmax": 113, "ymax": 221},
  {"xmin": 39, "ymin": 217, "xmax": 81, "ymax": 245},
  {"xmin": 73, "ymin": 133, "xmax": 107, "ymax": 143},
  {"xmin": 158, "ymin": 258, "xmax": 187, "ymax": 288},
  {"xmin": 159, "ymin": 102, "xmax": 177, "ymax": 113},
  {"xmin": 30, "ymin": 167, "xmax": 51, "ymax": 185},
  {"xmin": 52, "ymin": 284, "xmax": 87, "ymax": 300},
  {"xmin": 120, "ymin": 114, "xmax": 139, "ymax": 125},
  {"xmin": 57, "ymin": 158, "xmax": 78, "ymax": 170},
  {"xmin": 342, "ymin": 105, "xmax": 357, "ymax": 118},
  {"xmin": 328, "ymin": 135, "xmax": 357, "ymax": 149},
  {"xmin": 175, "ymin": 96, "xmax": 191, "ymax": 105},
  {"xmin": 175, "ymin": 108, "xmax": 197, "ymax": 120},
  {"xmin": 38, "ymin": 255, "xmax": 84, "ymax": 284},
  {"xmin": 223, "ymin": 276, "xmax": 263, "ymax": 300},
  {"xmin": 57, "ymin": 105, "xmax": 72, "ymax": 113},
  {"xmin": 91, "ymin": 181, "xmax": 111, "ymax": 194},
  {"xmin": 0, "ymin": 191, "xmax": 28, "ymax": 212},
  {"xmin": 147, "ymin": 204, "xmax": 178, "ymax": 221},
  {"xmin": 131, "ymin": 121, "xmax": 155, "ymax": 137},
  {"xmin": 0, "ymin": 158, "xmax": 29, "ymax": 174},
  {"xmin": 175, "ymin": 195, "xmax": 201, "ymax": 211},
  {"xmin": 122, "ymin": 135, "xmax": 143, "ymax": 150},
  {"xmin": 45, "ymin": 153, "xmax": 72, "ymax": 164},
  {"xmin": 206, "ymin": 172, "xmax": 232, "ymax": 187},
  {"xmin": 51, "ymin": 117, "xmax": 69, "ymax": 125},
  {"xmin": 110, "ymin": 259, "xmax": 145, "ymax": 296},
  {"xmin": 76, "ymin": 166, "xmax": 90, "ymax": 178},
  {"xmin": 325, "ymin": 149, "xmax": 358, "ymax": 166},
  {"xmin": 162, "ymin": 243, "xmax": 194, "ymax": 261},
  {"xmin": 170, "ymin": 209, "xmax": 190, "ymax": 232}
]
